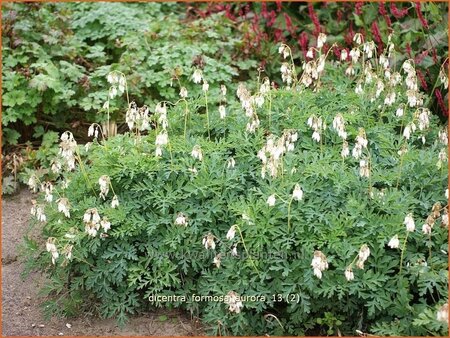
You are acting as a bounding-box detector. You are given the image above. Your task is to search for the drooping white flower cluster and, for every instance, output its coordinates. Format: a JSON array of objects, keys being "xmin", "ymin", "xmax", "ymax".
[
  {"xmin": 402, "ymin": 121, "xmax": 417, "ymax": 140},
  {"xmin": 192, "ymin": 68, "xmax": 203, "ymax": 84},
  {"xmin": 225, "ymin": 225, "xmax": 239, "ymax": 257},
  {"xmin": 41, "ymin": 182, "xmax": 53, "ymax": 203},
  {"xmin": 57, "ymin": 197, "xmax": 70, "ymax": 218},
  {"xmin": 59, "ymin": 131, "xmax": 77, "ymax": 171},
  {"xmin": 317, "ymin": 33, "xmax": 327, "ymax": 49},
  {"xmin": 257, "ymin": 130, "xmax": 298, "ymax": 178},
  {"xmin": 226, "ymin": 225, "xmax": 236, "ymax": 240},
  {"xmin": 98, "ymin": 175, "xmax": 110, "ymax": 200},
  {"xmin": 363, "ymin": 40, "xmax": 376, "ymax": 59},
  {"xmin": 278, "ymin": 44, "xmax": 290, "ymax": 59},
  {"xmin": 227, "ymin": 157, "xmax": 236, "ymax": 169},
  {"xmin": 414, "ymin": 107, "xmax": 430, "ymax": 132},
  {"xmin": 438, "ymin": 67, "xmax": 449, "ymax": 90},
  {"xmin": 219, "ymin": 84, "xmax": 227, "ymax": 119},
  {"xmin": 345, "ymin": 244, "xmax": 371, "ymax": 281},
  {"xmin": 422, "ymin": 203, "xmax": 443, "ymax": 235},
  {"xmin": 87, "ymin": 123, "xmax": 101, "ymax": 139},
  {"xmin": 436, "ymin": 303, "xmax": 449, "ymax": 324},
  {"xmin": 438, "ymin": 129, "xmax": 448, "ymax": 146},
  {"xmin": 236, "ymin": 83, "xmax": 252, "ymax": 115},
  {"xmin": 404, "ymin": 213, "xmax": 415, "ymax": 232},
  {"xmin": 300, "ymin": 34, "xmax": 327, "ymax": 87},
  {"xmin": 395, "ymin": 105, "xmax": 405, "ymax": 118},
  {"xmin": 374, "ymin": 79, "xmax": 385, "ymax": 99},
  {"xmin": 245, "ymin": 115, "xmax": 260, "ymax": 133},
  {"xmin": 174, "ymin": 212, "xmax": 188, "ymax": 226},
  {"xmin": 49, "ymin": 160, "xmax": 62, "ymax": 178},
  {"xmin": 154, "ymin": 131, "xmax": 168, "ymax": 156},
  {"xmin": 236, "ymin": 82, "xmax": 262, "ymax": 133},
  {"xmin": 83, "ymin": 208, "xmax": 110, "ymax": 237},
  {"xmin": 344, "ymin": 34, "xmax": 363, "ymax": 76},
  {"xmin": 126, "ymin": 102, "xmax": 152, "ymax": 132},
  {"xmin": 311, "ymin": 250, "xmax": 328, "ymax": 279},
  {"xmin": 402, "ymin": 60, "xmax": 423, "ymax": 108},
  {"xmin": 46, "ymin": 237, "xmax": 59, "ymax": 265},
  {"xmin": 292, "ymin": 184, "xmax": 304, "ymax": 201},
  {"xmin": 213, "ymin": 254, "xmax": 221, "ymax": 268},
  {"xmin": 437, "ymin": 148, "xmax": 447, "ymax": 169},
  {"xmin": 349, "ymin": 47, "xmax": 361, "ymax": 65},
  {"xmin": 301, "ymin": 60, "xmax": 319, "ymax": 87},
  {"xmin": 27, "ymin": 174, "xmax": 38, "ymax": 192},
  {"xmin": 341, "ymin": 141, "xmax": 350, "ymax": 158},
  {"xmin": 307, "ymin": 115, "xmax": 325, "ymax": 143},
  {"xmin": 201, "ymin": 80, "xmax": 208, "ymax": 92},
  {"xmin": 352, "ymin": 128, "xmax": 368, "ymax": 159},
  {"xmin": 107, "ymin": 71, "xmax": 126, "ymax": 99},
  {"xmin": 353, "ymin": 33, "xmax": 363, "ymax": 45},
  {"xmin": 202, "ymin": 233, "xmax": 216, "ymax": 250},
  {"xmin": 31, "ymin": 200, "xmax": 46, "ymax": 223},
  {"xmin": 280, "ymin": 62, "xmax": 294, "ymax": 86},
  {"xmin": 332, "ymin": 114, "xmax": 347, "ymax": 140},
  {"xmin": 442, "ymin": 208, "xmax": 449, "ymax": 227},
  {"xmin": 348, "ymin": 36, "xmax": 402, "ymax": 106},
  {"xmin": 224, "ymin": 291, "xmax": 243, "ymax": 314},
  {"xmin": 355, "ymin": 244, "xmax": 370, "ymax": 269},
  {"xmin": 155, "ymin": 103, "xmax": 169, "ymax": 157},
  {"xmin": 359, "ymin": 159, "xmax": 370, "ymax": 178},
  {"xmin": 111, "ymin": 195, "xmax": 119, "ymax": 209},
  {"xmin": 388, "ymin": 234, "xmax": 400, "ymax": 249},
  {"xmin": 266, "ymin": 194, "xmax": 276, "ymax": 207},
  {"xmin": 191, "ymin": 145, "xmax": 203, "ymax": 161},
  {"xmin": 340, "ymin": 49, "xmax": 348, "ymax": 62},
  {"xmin": 384, "ymin": 91, "xmax": 396, "ymax": 106},
  {"xmin": 179, "ymin": 86, "xmax": 188, "ymax": 98},
  {"xmin": 344, "ymin": 266, "xmax": 354, "ymax": 281},
  {"xmin": 62, "ymin": 244, "xmax": 73, "ymax": 261},
  {"xmin": 218, "ymin": 104, "xmax": 226, "ymax": 119}
]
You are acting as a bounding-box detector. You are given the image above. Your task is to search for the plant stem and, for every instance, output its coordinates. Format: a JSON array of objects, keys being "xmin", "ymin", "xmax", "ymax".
[
  {"xmin": 204, "ymin": 92, "xmax": 210, "ymax": 140},
  {"xmin": 75, "ymin": 148, "xmax": 96, "ymax": 196},
  {"xmin": 183, "ymin": 99, "xmax": 189, "ymax": 140},
  {"xmin": 287, "ymin": 197, "xmax": 294, "ymax": 232},
  {"xmin": 399, "ymin": 232, "xmax": 409, "ymax": 274},
  {"xmin": 396, "ymin": 152, "xmax": 405, "ymax": 189},
  {"xmin": 236, "ymin": 225, "xmax": 259, "ymax": 273}
]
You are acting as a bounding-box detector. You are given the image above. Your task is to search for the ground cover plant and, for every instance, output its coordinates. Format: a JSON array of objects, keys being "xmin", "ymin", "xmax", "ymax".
[{"xmin": 23, "ymin": 28, "xmax": 449, "ymax": 336}]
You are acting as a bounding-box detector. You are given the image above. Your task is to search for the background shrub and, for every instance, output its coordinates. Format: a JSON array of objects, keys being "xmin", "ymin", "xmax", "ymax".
[{"xmin": 1, "ymin": 2, "xmax": 256, "ymax": 147}]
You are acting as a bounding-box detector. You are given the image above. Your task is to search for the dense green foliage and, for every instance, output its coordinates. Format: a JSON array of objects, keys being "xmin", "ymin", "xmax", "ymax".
[
  {"xmin": 1, "ymin": 2, "xmax": 256, "ymax": 146},
  {"xmin": 24, "ymin": 36, "xmax": 448, "ymax": 335}
]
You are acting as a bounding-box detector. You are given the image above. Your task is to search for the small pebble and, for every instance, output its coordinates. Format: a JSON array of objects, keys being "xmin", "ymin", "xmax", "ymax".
[
  {"xmin": 66, "ymin": 323, "xmax": 72, "ymax": 329},
  {"xmin": 58, "ymin": 333, "xmax": 64, "ymax": 336},
  {"xmin": 31, "ymin": 323, "xmax": 36, "ymax": 328},
  {"xmin": 38, "ymin": 324, "xmax": 45, "ymax": 328}
]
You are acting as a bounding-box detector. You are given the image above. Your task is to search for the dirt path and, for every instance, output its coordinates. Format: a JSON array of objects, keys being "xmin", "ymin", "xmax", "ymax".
[{"xmin": 1, "ymin": 189, "xmax": 199, "ymax": 336}]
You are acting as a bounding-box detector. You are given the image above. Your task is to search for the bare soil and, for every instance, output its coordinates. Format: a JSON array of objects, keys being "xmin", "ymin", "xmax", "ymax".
[{"xmin": 1, "ymin": 189, "xmax": 200, "ymax": 336}]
